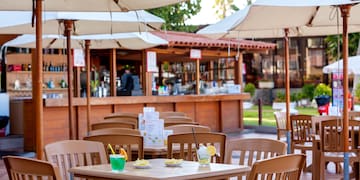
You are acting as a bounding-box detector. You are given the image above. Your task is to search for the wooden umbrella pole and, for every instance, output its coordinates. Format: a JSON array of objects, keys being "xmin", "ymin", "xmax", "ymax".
[
  {"xmin": 340, "ymin": 5, "xmax": 351, "ymax": 180},
  {"xmin": 85, "ymin": 40, "xmax": 91, "ymax": 135},
  {"xmin": 340, "ymin": 4, "xmax": 351, "ymax": 153},
  {"xmin": 64, "ymin": 20, "xmax": 74, "ymax": 140},
  {"xmin": 284, "ymin": 28, "xmax": 291, "ymax": 154},
  {"xmin": 35, "ymin": 0, "xmax": 44, "ymax": 159}
]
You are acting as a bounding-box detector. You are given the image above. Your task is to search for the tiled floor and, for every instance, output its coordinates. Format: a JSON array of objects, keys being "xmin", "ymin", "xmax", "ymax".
[{"xmin": 0, "ymin": 130, "xmax": 353, "ymax": 180}]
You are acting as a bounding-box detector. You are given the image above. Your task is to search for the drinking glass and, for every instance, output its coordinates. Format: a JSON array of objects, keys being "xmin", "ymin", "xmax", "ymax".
[{"xmin": 110, "ymin": 154, "xmax": 126, "ymax": 172}]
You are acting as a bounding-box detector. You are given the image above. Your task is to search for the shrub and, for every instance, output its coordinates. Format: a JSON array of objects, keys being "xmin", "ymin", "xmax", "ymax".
[
  {"xmin": 301, "ymin": 84, "xmax": 315, "ymax": 100},
  {"xmin": 314, "ymin": 83, "xmax": 332, "ymax": 97},
  {"xmin": 275, "ymin": 91, "xmax": 286, "ymax": 102},
  {"xmin": 244, "ymin": 83, "xmax": 256, "ymax": 97},
  {"xmin": 355, "ymin": 83, "xmax": 360, "ymax": 100}
]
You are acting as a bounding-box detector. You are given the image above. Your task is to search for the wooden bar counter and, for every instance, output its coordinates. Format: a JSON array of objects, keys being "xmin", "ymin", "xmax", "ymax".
[{"xmin": 21, "ymin": 93, "xmax": 250, "ymax": 151}]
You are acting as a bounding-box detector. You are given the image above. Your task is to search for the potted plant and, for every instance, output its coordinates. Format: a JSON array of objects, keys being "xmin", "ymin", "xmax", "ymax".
[{"xmin": 314, "ymin": 83, "xmax": 332, "ymax": 114}]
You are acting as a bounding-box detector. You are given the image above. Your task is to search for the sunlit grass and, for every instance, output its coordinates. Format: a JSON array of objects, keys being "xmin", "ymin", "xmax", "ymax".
[{"xmin": 244, "ymin": 105, "xmax": 318, "ymax": 126}]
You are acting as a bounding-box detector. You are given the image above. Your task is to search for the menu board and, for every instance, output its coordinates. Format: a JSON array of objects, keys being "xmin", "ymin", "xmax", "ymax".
[{"xmin": 332, "ymin": 72, "xmax": 343, "ymax": 109}]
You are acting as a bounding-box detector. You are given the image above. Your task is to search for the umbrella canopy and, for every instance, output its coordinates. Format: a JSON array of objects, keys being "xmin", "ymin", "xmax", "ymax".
[
  {"xmin": 0, "ymin": 0, "xmax": 186, "ymax": 11},
  {"xmin": 0, "ymin": 10, "xmax": 164, "ymax": 35},
  {"xmin": 197, "ymin": 2, "xmax": 360, "ymax": 177},
  {"xmin": 3, "ymin": 32, "xmax": 168, "ymax": 50},
  {"xmin": 198, "ymin": 0, "xmax": 360, "ymax": 39},
  {"xmin": 323, "ymin": 55, "xmax": 360, "ymax": 74}
]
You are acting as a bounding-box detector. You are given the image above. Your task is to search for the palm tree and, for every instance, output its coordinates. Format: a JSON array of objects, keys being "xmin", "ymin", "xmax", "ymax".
[{"xmin": 325, "ymin": 33, "xmax": 360, "ymax": 61}]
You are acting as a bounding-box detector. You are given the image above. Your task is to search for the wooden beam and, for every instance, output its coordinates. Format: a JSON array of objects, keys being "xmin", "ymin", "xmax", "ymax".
[
  {"xmin": 110, "ymin": 49, "xmax": 117, "ymax": 96},
  {"xmin": 148, "ymin": 47, "xmax": 269, "ymax": 57}
]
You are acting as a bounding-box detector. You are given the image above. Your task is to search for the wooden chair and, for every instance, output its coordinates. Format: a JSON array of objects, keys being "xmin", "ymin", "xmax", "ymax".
[
  {"xmin": 104, "ymin": 116, "xmax": 138, "ymax": 128},
  {"xmin": 247, "ymin": 154, "xmax": 306, "ymax": 180},
  {"xmin": 290, "ymin": 114, "xmax": 313, "ymax": 153},
  {"xmin": 84, "ymin": 133, "xmax": 144, "ymax": 161},
  {"xmin": 91, "ymin": 119, "xmax": 137, "ymax": 130},
  {"xmin": 165, "ymin": 124, "xmax": 210, "ymax": 134},
  {"xmin": 274, "ymin": 111, "xmax": 287, "ymax": 140},
  {"xmin": 4, "ymin": 156, "xmax": 61, "ymax": 180},
  {"xmin": 349, "ymin": 110, "xmax": 360, "ymax": 120},
  {"xmin": 164, "ymin": 120, "xmax": 199, "ymax": 127},
  {"xmin": 44, "ymin": 140, "xmax": 108, "ymax": 180},
  {"xmin": 159, "ymin": 111, "xmax": 187, "ymax": 118},
  {"xmin": 315, "ymin": 119, "xmax": 360, "ymax": 180},
  {"xmin": 104, "ymin": 112, "xmax": 138, "ymax": 119},
  {"xmin": 167, "ymin": 132, "xmax": 226, "ymax": 163},
  {"xmin": 88, "ymin": 127, "xmax": 141, "ymax": 136},
  {"xmin": 163, "ymin": 116, "xmax": 193, "ymax": 122},
  {"xmin": 225, "ymin": 138, "xmax": 287, "ymax": 179}
]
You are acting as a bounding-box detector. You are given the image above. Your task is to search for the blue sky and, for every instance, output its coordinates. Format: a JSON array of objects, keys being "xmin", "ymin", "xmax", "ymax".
[{"xmin": 185, "ymin": 0, "xmax": 249, "ymax": 25}]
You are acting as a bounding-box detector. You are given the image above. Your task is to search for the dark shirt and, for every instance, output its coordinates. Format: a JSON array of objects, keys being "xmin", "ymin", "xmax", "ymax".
[{"xmin": 120, "ymin": 73, "xmax": 134, "ymax": 92}]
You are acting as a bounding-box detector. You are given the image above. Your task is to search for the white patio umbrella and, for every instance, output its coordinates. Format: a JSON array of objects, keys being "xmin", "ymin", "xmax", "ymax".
[
  {"xmin": 0, "ymin": 10, "xmax": 164, "ymax": 142},
  {"xmin": 3, "ymin": 33, "xmax": 168, "ymax": 50},
  {"xmin": 0, "ymin": 10, "xmax": 164, "ymax": 35},
  {"xmin": 0, "ymin": 0, "xmax": 185, "ymax": 160},
  {"xmin": 198, "ymin": 1, "xmax": 360, "ymax": 178},
  {"xmin": 0, "ymin": 0, "xmax": 186, "ymax": 12},
  {"xmin": 323, "ymin": 55, "xmax": 360, "ymax": 74}
]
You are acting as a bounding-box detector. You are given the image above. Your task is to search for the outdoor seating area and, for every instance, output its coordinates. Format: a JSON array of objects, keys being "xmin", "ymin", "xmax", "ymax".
[{"xmin": 2, "ymin": 0, "xmax": 360, "ymax": 180}]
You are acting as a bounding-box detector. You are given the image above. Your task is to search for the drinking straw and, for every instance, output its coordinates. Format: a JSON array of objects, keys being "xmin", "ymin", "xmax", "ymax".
[
  {"xmin": 191, "ymin": 127, "xmax": 199, "ymax": 149},
  {"xmin": 107, "ymin": 144, "xmax": 115, "ymax": 154}
]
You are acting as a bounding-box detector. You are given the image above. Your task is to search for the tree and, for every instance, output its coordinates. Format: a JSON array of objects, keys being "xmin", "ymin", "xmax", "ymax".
[
  {"xmin": 325, "ymin": 33, "xmax": 360, "ymax": 61},
  {"xmin": 212, "ymin": 0, "xmax": 235, "ymax": 19},
  {"xmin": 148, "ymin": 0, "xmax": 201, "ymax": 32}
]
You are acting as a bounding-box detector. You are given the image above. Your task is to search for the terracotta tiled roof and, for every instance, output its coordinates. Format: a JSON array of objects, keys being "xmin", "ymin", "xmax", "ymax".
[{"xmin": 151, "ymin": 31, "xmax": 275, "ymax": 50}]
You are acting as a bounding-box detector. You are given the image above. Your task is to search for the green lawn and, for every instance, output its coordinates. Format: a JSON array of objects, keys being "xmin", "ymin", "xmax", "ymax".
[{"xmin": 243, "ymin": 105, "xmax": 318, "ymax": 126}]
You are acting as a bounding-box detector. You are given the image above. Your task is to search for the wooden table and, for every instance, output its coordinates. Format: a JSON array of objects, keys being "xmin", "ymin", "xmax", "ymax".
[{"xmin": 69, "ymin": 158, "xmax": 250, "ymax": 180}]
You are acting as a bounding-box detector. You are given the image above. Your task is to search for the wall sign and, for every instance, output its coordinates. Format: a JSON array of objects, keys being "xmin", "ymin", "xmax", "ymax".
[
  {"xmin": 147, "ymin": 51, "xmax": 157, "ymax": 72},
  {"xmin": 190, "ymin": 49, "xmax": 202, "ymax": 59}
]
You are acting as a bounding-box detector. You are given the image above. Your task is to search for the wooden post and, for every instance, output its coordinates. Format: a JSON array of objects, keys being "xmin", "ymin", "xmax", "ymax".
[
  {"xmin": 235, "ymin": 52, "xmax": 244, "ymax": 90},
  {"xmin": 85, "ymin": 40, "xmax": 91, "ymax": 135},
  {"xmin": 196, "ymin": 59, "xmax": 200, "ymax": 95},
  {"xmin": 35, "ymin": 0, "xmax": 44, "ymax": 160},
  {"xmin": 340, "ymin": 4, "xmax": 351, "ymax": 153},
  {"xmin": 110, "ymin": 49, "xmax": 117, "ymax": 96},
  {"xmin": 284, "ymin": 28, "xmax": 290, "ymax": 131},
  {"xmin": 64, "ymin": 20, "xmax": 74, "ymax": 140}
]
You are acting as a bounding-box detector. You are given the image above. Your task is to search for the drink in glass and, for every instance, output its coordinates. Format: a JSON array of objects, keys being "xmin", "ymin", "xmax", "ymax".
[{"xmin": 110, "ymin": 154, "xmax": 126, "ymax": 172}]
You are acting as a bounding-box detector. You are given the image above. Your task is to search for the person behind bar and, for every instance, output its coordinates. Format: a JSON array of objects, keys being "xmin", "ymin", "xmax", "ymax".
[{"xmin": 119, "ymin": 67, "xmax": 133, "ymax": 96}]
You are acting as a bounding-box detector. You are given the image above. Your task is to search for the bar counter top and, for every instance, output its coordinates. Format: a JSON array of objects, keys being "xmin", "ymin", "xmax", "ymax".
[{"xmin": 44, "ymin": 93, "xmax": 251, "ymax": 107}]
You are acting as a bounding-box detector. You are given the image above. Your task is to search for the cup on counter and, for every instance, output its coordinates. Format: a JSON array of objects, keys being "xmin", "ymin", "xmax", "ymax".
[{"xmin": 109, "ymin": 154, "xmax": 126, "ymax": 172}]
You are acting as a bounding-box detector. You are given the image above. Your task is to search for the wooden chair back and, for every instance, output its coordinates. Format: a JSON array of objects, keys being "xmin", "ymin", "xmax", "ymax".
[
  {"xmin": 159, "ymin": 111, "xmax": 187, "ymax": 118},
  {"xmin": 167, "ymin": 132, "xmax": 226, "ymax": 163},
  {"xmin": 225, "ymin": 138, "xmax": 287, "ymax": 165},
  {"xmin": 84, "ymin": 134, "xmax": 144, "ymax": 161},
  {"xmin": 311, "ymin": 115, "xmax": 340, "ymax": 134},
  {"xmin": 290, "ymin": 114, "xmax": 313, "ymax": 144},
  {"xmin": 104, "ymin": 112, "xmax": 138, "ymax": 119},
  {"xmin": 104, "ymin": 117, "xmax": 138, "ymax": 127},
  {"xmin": 163, "ymin": 116, "xmax": 193, "ymax": 122},
  {"xmin": 4, "ymin": 156, "xmax": 61, "ymax": 180},
  {"xmin": 164, "ymin": 120, "xmax": 199, "ymax": 127},
  {"xmin": 44, "ymin": 140, "xmax": 108, "ymax": 180},
  {"xmin": 165, "ymin": 124, "xmax": 210, "ymax": 134},
  {"xmin": 88, "ymin": 128, "xmax": 141, "ymax": 136},
  {"xmin": 247, "ymin": 154, "xmax": 306, "ymax": 180},
  {"xmin": 91, "ymin": 119, "xmax": 137, "ymax": 130},
  {"xmin": 273, "ymin": 111, "xmax": 287, "ymax": 140},
  {"xmin": 320, "ymin": 119, "xmax": 360, "ymax": 152},
  {"xmin": 349, "ymin": 111, "xmax": 360, "ymax": 120}
]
